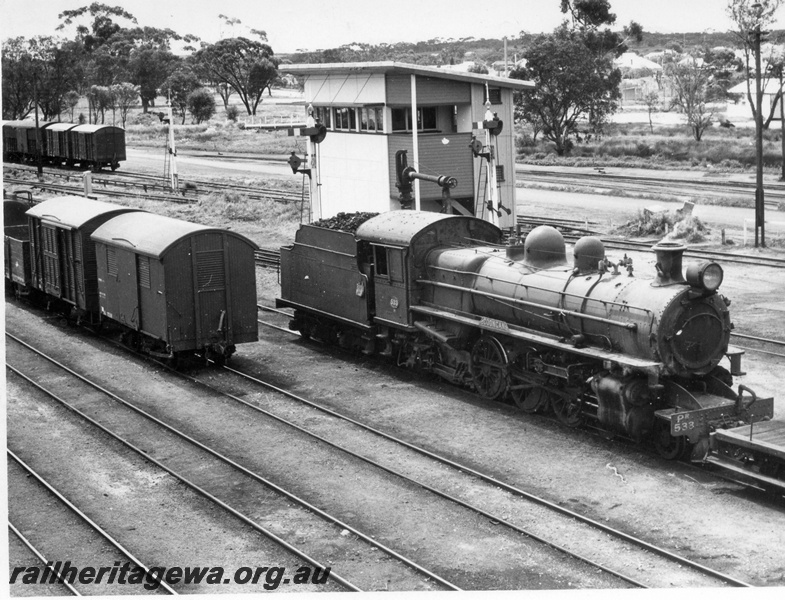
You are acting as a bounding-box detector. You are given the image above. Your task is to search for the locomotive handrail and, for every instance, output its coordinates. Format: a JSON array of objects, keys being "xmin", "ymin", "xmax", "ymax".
[
  {"xmin": 426, "ymin": 264, "xmax": 655, "ymax": 316},
  {"xmin": 417, "ymin": 279, "xmax": 639, "ymax": 331}
]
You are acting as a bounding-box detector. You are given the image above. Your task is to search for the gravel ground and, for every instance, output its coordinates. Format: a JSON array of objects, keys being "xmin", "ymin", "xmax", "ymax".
[{"xmin": 5, "ymin": 168, "xmax": 785, "ymax": 596}]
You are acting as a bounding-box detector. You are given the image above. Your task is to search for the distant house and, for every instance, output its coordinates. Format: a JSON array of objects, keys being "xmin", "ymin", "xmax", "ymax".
[
  {"xmin": 726, "ymin": 79, "xmax": 783, "ymax": 121},
  {"xmin": 614, "ymin": 52, "xmax": 663, "ymax": 73}
]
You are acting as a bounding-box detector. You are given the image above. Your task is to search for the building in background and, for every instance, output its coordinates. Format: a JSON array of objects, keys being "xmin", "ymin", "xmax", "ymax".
[{"xmin": 281, "ymin": 61, "xmax": 534, "ymax": 229}]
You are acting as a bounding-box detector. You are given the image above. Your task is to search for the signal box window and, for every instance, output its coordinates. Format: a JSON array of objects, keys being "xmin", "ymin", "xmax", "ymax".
[
  {"xmin": 483, "ymin": 87, "xmax": 502, "ymax": 105},
  {"xmin": 334, "ymin": 107, "xmax": 356, "ymax": 131},
  {"xmin": 360, "ymin": 107, "xmax": 383, "ymax": 132},
  {"xmin": 315, "ymin": 106, "xmax": 331, "ymax": 128},
  {"xmin": 391, "ymin": 107, "xmax": 438, "ymax": 132}
]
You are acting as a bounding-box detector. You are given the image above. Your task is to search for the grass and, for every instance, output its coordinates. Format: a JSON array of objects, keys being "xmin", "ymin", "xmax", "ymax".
[
  {"xmin": 517, "ymin": 120, "xmax": 785, "ymax": 172},
  {"xmin": 89, "ymin": 190, "xmax": 304, "ymax": 249},
  {"xmin": 124, "ymin": 120, "xmax": 295, "ymax": 155}
]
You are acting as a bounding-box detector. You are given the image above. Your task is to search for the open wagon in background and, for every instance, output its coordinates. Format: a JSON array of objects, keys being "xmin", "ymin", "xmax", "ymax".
[{"xmin": 91, "ymin": 212, "xmax": 259, "ymax": 363}]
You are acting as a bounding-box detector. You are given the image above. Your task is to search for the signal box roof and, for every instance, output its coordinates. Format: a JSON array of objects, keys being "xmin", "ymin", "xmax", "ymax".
[
  {"xmin": 281, "ymin": 61, "xmax": 534, "ymax": 90},
  {"xmin": 26, "ymin": 196, "xmax": 140, "ymax": 230},
  {"xmin": 92, "ymin": 212, "xmax": 258, "ymax": 259}
]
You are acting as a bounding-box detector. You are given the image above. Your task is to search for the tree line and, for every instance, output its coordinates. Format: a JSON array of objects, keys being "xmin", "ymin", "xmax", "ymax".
[
  {"xmin": 3, "ymin": 0, "xmax": 781, "ymax": 154},
  {"xmin": 1, "ymin": 4, "xmax": 279, "ymax": 124}
]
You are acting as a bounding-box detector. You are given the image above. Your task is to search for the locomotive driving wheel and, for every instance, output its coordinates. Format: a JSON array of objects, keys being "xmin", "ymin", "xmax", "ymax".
[
  {"xmin": 470, "ymin": 335, "xmax": 509, "ymax": 401},
  {"xmin": 550, "ymin": 394, "xmax": 584, "ymax": 427},
  {"xmin": 511, "ymin": 386, "xmax": 551, "ymax": 414}
]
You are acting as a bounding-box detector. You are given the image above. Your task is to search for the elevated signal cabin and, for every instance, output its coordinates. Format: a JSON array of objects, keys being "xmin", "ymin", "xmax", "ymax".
[{"xmin": 281, "ymin": 61, "xmax": 534, "ymax": 229}]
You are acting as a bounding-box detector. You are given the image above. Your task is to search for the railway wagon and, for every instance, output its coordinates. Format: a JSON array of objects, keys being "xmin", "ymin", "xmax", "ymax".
[
  {"xmin": 26, "ymin": 196, "xmax": 141, "ymax": 320},
  {"xmin": 45, "ymin": 123, "xmax": 78, "ymax": 165},
  {"xmin": 13, "ymin": 120, "xmax": 50, "ymax": 161},
  {"xmin": 2, "ymin": 120, "xmax": 20, "ymax": 159},
  {"xmin": 4, "ymin": 201, "xmax": 33, "ymax": 290},
  {"xmin": 69, "ymin": 124, "xmax": 126, "ymax": 171},
  {"xmin": 91, "ymin": 212, "xmax": 259, "ymax": 361}
]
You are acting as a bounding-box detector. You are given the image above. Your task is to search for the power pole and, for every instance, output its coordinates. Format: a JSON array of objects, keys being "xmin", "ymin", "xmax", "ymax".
[
  {"xmin": 753, "ymin": 10, "xmax": 766, "ymax": 248},
  {"xmin": 33, "ymin": 72, "xmax": 43, "ymax": 179}
]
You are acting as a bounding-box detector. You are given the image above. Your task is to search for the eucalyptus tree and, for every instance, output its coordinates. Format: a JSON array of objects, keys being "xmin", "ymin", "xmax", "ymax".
[
  {"xmin": 510, "ymin": 0, "xmax": 635, "ymax": 155},
  {"xmin": 727, "ymin": 0, "xmax": 784, "ymax": 127},
  {"xmin": 193, "ymin": 37, "xmax": 278, "ymax": 115}
]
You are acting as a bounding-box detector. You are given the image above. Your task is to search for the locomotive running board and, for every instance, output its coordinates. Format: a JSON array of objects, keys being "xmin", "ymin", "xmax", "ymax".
[{"xmin": 410, "ymin": 305, "xmax": 662, "ymax": 375}]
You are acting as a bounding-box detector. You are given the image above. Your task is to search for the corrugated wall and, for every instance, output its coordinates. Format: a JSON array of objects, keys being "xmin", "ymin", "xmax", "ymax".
[{"xmin": 387, "ymin": 133, "xmax": 474, "ymax": 202}]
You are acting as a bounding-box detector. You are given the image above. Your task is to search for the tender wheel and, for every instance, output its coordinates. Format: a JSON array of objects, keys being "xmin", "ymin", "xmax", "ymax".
[
  {"xmin": 511, "ymin": 386, "xmax": 550, "ymax": 414},
  {"xmin": 470, "ymin": 335, "xmax": 508, "ymax": 401},
  {"xmin": 653, "ymin": 421, "xmax": 688, "ymax": 460},
  {"xmin": 550, "ymin": 395, "xmax": 584, "ymax": 427}
]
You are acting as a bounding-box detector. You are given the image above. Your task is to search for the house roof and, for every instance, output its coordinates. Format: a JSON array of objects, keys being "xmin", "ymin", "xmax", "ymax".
[
  {"xmin": 728, "ymin": 79, "xmax": 783, "ymax": 95},
  {"xmin": 614, "ymin": 52, "xmax": 662, "ymax": 71},
  {"xmin": 281, "ymin": 61, "xmax": 535, "ymax": 90}
]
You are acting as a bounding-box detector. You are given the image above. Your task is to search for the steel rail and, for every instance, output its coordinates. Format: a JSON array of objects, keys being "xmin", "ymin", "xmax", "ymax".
[
  {"xmin": 517, "ymin": 168, "xmax": 785, "ymax": 202},
  {"xmin": 181, "ymin": 374, "xmax": 648, "ymax": 587},
  {"xmin": 8, "ymin": 522, "xmax": 82, "ymax": 596},
  {"xmin": 14, "ymin": 323, "xmax": 649, "ymax": 588},
  {"xmin": 7, "ymin": 448, "xmax": 178, "ymax": 595},
  {"xmin": 6, "ymin": 333, "xmax": 451, "ymax": 592},
  {"xmin": 215, "ymin": 331, "xmax": 753, "ymax": 588},
  {"xmin": 5, "ymin": 354, "xmax": 362, "ymax": 593}
]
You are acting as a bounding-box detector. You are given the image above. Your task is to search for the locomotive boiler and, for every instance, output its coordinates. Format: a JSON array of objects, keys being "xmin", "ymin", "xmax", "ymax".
[{"xmin": 278, "ymin": 211, "xmax": 773, "ymax": 461}]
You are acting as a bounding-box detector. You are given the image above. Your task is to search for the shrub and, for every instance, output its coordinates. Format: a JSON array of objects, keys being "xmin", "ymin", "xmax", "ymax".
[
  {"xmin": 187, "ymin": 88, "xmax": 216, "ymax": 124},
  {"xmin": 615, "ymin": 210, "xmax": 710, "ymax": 243},
  {"xmin": 131, "ymin": 112, "xmax": 158, "ymax": 126},
  {"xmin": 226, "ymin": 105, "xmax": 239, "ymax": 121}
]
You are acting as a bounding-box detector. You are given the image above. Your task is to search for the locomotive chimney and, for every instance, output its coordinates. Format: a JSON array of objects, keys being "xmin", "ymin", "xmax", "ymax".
[{"xmin": 651, "ymin": 241, "xmax": 687, "ymax": 286}]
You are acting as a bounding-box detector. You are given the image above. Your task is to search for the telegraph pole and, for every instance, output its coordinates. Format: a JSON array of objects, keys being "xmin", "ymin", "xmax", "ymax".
[
  {"xmin": 33, "ymin": 72, "xmax": 43, "ymax": 179},
  {"xmin": 753, "ymin": 2, "xmax": 766, "ymax": 247},
  {"xmin": 167, "ymin": 92, "xmax": 179, "ymax": 192}
]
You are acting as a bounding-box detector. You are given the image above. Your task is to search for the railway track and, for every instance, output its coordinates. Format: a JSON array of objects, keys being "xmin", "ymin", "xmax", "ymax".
[
  {"xmin": 5, "ymin": 331, "xmax": 454, "ymax": 593},
  {"xmin": 4, "ymin": 163, "xmax": 304, "ymax": 204},
  {"xmin": 257, "ymin": 304, "xmax": 785, "ymax": 498},
  {"xmin": 5, "ymin": 315, "xmax": 756, "ymax": 590},
  {"xmin": 7, "ymin": 449, "xmax": 177, "ymax": 596},
  {"xmin": 214, "ymin": 324, "xmax": 756, "ymax": 588},
  {"xmin": 517, "ymin": 166, "xmax": 785, "ymax": 207}
]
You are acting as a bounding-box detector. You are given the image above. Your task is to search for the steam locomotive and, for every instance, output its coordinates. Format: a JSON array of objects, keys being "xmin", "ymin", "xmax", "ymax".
[{"xmin": 277, "ymin": 211, "xmax": 776, "ymax": 466}]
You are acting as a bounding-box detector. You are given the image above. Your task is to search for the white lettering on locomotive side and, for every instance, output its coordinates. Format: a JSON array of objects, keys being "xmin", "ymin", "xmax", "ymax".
[{"xmin": 479, "ymin": 317, "xmax": 509, "ymax": 331}]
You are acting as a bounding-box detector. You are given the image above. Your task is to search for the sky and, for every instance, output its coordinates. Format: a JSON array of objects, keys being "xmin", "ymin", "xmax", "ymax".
[{"xmin": 2, "ymin": 0, "xmax": 785, "ymax": 54}]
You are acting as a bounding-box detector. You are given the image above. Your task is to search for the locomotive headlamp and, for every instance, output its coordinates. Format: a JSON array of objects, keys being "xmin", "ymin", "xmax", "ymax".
[{"xmin": 686, "ymin": 261, "xmax": 723, "ymax": 292}]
